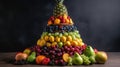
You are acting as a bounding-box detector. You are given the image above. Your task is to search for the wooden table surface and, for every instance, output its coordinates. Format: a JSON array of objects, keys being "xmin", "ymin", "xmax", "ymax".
[{"xmin": 0, "ymin": 52, "xmax": 120, "ymax": 67}]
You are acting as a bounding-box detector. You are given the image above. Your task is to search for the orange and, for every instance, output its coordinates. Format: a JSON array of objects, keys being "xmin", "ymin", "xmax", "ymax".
[
  {"xmin": 36, "ymin": 55, "xmax": 46, "ymax": 64},
  {"xmin": 47, "ymin": 20, "xmax": 52, "ymax": 26},
  {"xmin": 54, "ymin": 18, "xmax": 61, "ymax": 25},
  {"xmin": 62, "ymin": 53, "xmax": 70, "ymax": 62}
]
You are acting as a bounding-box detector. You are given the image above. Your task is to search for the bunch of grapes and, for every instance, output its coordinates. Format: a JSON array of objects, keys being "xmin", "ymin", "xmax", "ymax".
[
  {"xmin": 81, "ymin": 54, "xmax": 91, "ymax": 65},
  {"xmin": 30, "ymin": 45, "xmax": 86, "ymax": 65}
]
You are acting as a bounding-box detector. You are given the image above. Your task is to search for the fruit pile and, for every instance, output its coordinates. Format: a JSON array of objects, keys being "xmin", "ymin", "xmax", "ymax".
[
  {"xmin": 14, "ymin": 0, "xmax": 108, "ymax": 66},
  {"xmin": 15, "ymin": 45, "xmax": 107, "ymax": 65}
]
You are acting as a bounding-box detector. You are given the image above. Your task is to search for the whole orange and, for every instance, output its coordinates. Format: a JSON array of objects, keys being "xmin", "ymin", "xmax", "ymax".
[{"xmin": 36, "ymin": 55, "xmax": 46, "ymax": 64}]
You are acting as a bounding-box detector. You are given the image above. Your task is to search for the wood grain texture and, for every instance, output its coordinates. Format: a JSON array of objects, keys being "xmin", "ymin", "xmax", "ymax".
[{"xmin": 0, "ymin": 52, "xmax": 120, "ymax": 67}]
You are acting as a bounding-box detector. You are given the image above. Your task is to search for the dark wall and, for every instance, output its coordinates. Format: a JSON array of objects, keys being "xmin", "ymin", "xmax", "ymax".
[{"xmin": 0, "ymin": 0, "xmax": 120, "ymax": 52}]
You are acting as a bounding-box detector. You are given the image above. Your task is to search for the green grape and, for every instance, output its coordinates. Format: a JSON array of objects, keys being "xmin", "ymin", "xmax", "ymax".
[{"xmin": 81, "ymin": 54, "xmax": 91, "ymax": 65}]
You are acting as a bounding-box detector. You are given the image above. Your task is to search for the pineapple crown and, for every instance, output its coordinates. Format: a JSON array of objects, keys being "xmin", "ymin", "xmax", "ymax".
[
  {"xmin": 55, "ymin": 0, "xmax": 64, "ymax": 4},
  {"xmin": 53, "ymin": 0, "xmax": 68, "ymax": 17}
]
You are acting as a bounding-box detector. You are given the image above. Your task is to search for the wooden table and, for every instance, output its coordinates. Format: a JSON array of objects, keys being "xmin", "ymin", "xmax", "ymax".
[{"xmin": 0, "ymin": 52, "xmax": 120, "ymax": 67}]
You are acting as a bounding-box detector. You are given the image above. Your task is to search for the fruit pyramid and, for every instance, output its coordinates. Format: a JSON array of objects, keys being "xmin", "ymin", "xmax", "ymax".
[{"xmin": 14, "ymin": 0, "xmax": 108, "ymax": 65}]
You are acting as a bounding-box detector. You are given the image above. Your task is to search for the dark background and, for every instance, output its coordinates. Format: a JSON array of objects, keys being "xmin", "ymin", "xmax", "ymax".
[{"xmin": 0, "ymin": 0, "xmax": 120, "ymax": 52}]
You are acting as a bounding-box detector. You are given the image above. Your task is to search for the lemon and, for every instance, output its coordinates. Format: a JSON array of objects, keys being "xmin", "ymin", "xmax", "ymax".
[
  {"xmin": 71, "ymin": 41, "xmax": 78, "ymax": 46},
  {"xmin": 37, "ymin": 39, "xmax": 46, "ymax": 46},
  {"xmin": 65, "ymin": 41, "xmax": 71, "ymax": 46},
  {"xmin": 69, "ymin": 19, "xmax": 73, "ymax": 24},
  {"xmin": 61, "ymin": 36, "xmax": 67, "ymax": 42},
  {"xmin": 46, "ymin": 42, "xmax": 51, "ymax": 47},
  {"xmin": 55, "ymin": 36, "xmax": 60, "ymax": 42},
  {"xmin": 67, "ymin": 36, "xmax": 72, "ymax": 42},
  {"xmin": 52, "ymin": 42, "xmax": 57, "ymax": 47},
  {"xmin": 49, "ymin": 36, "xmax": 55, "ymax": 42},
  {"xmin": 44, "ymin": 35, "xmax": 49, "ymax": 41}
]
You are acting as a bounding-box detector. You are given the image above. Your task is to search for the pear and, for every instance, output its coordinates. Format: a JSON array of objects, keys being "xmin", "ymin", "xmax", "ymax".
[
  {"xmin": 27, "ymin": 52, "xmax": 36, "ymax": 63},
  {"xmin": 68, "ymin": 57, "xmax": 73, "ymax": 66},
  {"xmin": 83, "ymin": 46, "xmax": 95, "ymax": 57},
  {"xmin": 72, "ymin": 52, "xmax": 83, "ymax": 65},
  {"xmin": 89, "ymin": 56, "xmax": 96, "ymax": 64}
]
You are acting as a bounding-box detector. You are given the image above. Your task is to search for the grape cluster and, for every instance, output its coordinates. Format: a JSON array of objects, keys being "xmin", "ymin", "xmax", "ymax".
[
  {"xmin": 46, "ymin": 25, "xmax": 77, "ymax": 33},
  {"xmin": 81, "ymin": 54, "xmax": 91, "ymax": 65},
  {"xmin": 30, "ymin": 45, "xmax": 86, "ymax": 65}
]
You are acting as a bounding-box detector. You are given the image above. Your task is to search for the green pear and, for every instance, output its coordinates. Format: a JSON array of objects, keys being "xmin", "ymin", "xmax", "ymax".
[
  {"xmin": 68, "ymin": 57, "xmax": 73, "ymax": 66},
  {"xmin": 83, "ymin": 46, "xmax": 95, "ymax": 57},
  {"xmin": 72, "ymin": 52, "xmax": 83, "ymax": 65},
  {"xmin": 27, "ymin": 52, "xmax": 36, "ymax": 63},
  {"xmin": 89, "ymin": 56, "xmax": 96, "ymax": 64}
]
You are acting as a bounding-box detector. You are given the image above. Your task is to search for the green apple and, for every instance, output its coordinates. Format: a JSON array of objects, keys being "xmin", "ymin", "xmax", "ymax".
[
  {"xmin": 59, "ymin": 33, "xmax": 63, "ymax": 37},
  {"xmin": 48, "ymin": 33, "xmax": 52, "ymax": 36},
  {"xmin": 74, "ymin": 30, "xmax": 79, "ymax": 34},
  {"xmin": 68, "ymin": 32, "xmax": 73, "ymax": 36},
  {"xmin": 76, "ymin": 34, "xmax": 81, "ymax": 39},
  {"xmin": 55, "ymin": 32, "xmax": 59, "ymax": 36},
  {"xmin": 63, "ymin": 32, "xmax": 68, "ymax": 36},
  {"xmin": 71, "ymin": 35, "xmax": 76, "ymax": 40},
  {"xmin": 42, "ymin": 32, "xmax": 48, "ymax": 36},
  {"xmin": 58, "ymin": 42, "xmax": 63, "ymax": 48}
]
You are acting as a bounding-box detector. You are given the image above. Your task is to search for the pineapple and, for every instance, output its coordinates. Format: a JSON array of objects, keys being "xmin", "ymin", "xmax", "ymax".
[{"xmin": 53, "ymin": 0, "xmax": 68, "ymax": 17}]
